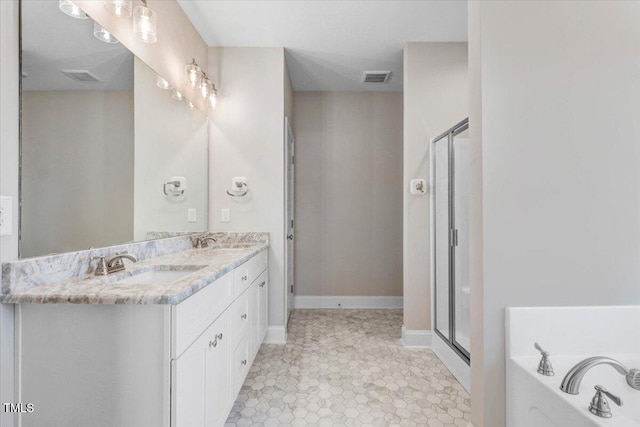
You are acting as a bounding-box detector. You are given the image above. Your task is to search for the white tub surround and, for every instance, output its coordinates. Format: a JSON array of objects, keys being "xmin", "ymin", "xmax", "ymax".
[
  {"xmin": 506, "ymin": 306, "xmax": 640, "ymax": 427},
  {"xmin": 4, "ymin": 233, "xmax": 269, "ymax": 427}
]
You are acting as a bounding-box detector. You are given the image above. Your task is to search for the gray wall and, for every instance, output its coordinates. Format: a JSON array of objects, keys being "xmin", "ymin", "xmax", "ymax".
[
  {"xmin": 403, "ymin": 42, "xmax": 468, "ymax": 331},
  {"xmin": 21, "ymin": 91, "xmax": 134, "ymax": 257},
  {"xmin": 0, "ymin": 1, "xmax": 19, "ymax": 423},
  {"xmin": 469, "ymin": 2, "xmax": 640, "ymax": 426},
  {"xmin": 293, "ymin": 92, "xmax": 403, "ymax": 297}
]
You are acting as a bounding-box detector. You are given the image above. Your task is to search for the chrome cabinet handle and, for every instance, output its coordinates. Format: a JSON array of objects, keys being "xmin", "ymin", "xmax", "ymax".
[
  {"xmin": 242, "ymin": 274, "xmax": 248, "ymax": 281},
  {"xmin": 209, "ymin": 339, "xmax": 217, "ymax": 348},
  {"xmin": 259, "ymin": 281, "xmax": 266, "ymax": 287},
  {"xmin": 217, "ymin": 333, "xmax": 223, "ymax": 340},
  {"xmin": 241, "ymin": 360, "xmax": 247, "ymax": 366},
  {"xmin": 241, "ymin": 314, "xmax": 247, "ymax": 320}
]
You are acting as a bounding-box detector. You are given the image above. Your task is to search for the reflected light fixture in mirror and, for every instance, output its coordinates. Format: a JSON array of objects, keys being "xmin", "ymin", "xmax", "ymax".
[
  {"xmin": 104, "ymin": 0, "xmax": 132, "ymax": 17},
  {"xmin": 172, "ymin": 89, "xmax": 184, "ymax": 101},
  {"xmin": 58, "ymin": 0, "xmax": 88, "ymax": 19},
  {"xmin": 133, "ymin": 0, "xmax": 157, "ymax": 44},
  {"xmin": 185, "ymin": 59, "xmax": 202, "ymax": 88},
  {"xmin": 93, "ymin": 22, "xmax": 120, "ymax": 44},
  {"xmin": 209, "ymin": 88, "xmax": 217, "ymax": 109},
  {"xmin": 186, "ymin": 100, "xmax": 195, "ymax": 110},
  {"xmin": 156, "ymin": 75, "xmax": 171, "ymax": 90},
  {"xmin": 200, "ymin": 76, "xmax": 211, "ymax": 99}
]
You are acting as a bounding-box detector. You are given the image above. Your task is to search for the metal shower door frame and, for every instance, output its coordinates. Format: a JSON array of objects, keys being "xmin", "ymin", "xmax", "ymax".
[{"xmin": 431, "ymin": 117, "xmax": 470, "ymax": 365}]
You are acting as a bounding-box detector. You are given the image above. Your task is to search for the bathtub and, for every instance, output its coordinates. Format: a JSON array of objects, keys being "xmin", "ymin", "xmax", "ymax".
[{"xmin": 506, "ymin": 306, "xmax": 640, "ymax": 427}]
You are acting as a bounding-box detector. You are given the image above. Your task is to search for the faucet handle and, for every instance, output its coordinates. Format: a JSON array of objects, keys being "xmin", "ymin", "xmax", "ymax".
[
  {"xmin": 590, "ymin": 385, "xmax": 622, "ymax": 418},
  {"xmin": 90, "ymin": 256, "xmax": 108, "ymax": 276},
  {"xmin": 534, "ymin": 342, "xmax": 554, "ymax": 376}
]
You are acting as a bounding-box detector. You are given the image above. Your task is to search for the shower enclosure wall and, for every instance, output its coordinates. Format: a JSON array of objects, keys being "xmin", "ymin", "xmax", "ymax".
[{"xmin": 431, "ymin": 118, "xmax": 471, "ymax": 388}]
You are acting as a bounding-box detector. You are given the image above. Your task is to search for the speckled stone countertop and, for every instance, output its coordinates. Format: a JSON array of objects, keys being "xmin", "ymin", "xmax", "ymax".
[{"xmin": 1, "ymin": 232, "xmax": 268, "ymax": 305}]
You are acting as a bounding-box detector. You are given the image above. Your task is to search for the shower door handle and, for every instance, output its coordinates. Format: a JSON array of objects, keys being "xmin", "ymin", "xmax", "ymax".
[{"xmin": 450, "ymin": 229, "xmax": 458, "ymax": 247}]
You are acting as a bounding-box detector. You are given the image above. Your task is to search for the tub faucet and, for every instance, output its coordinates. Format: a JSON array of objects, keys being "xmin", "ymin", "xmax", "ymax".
[{"xmin": 560, "ymin": 357, "xmax": 629, "ymax": 395}]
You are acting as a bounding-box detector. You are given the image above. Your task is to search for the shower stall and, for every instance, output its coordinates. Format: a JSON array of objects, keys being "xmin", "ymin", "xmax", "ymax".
[{"xmin": 431, "ymin": 118, "xmax": 470, "ymax": 389}]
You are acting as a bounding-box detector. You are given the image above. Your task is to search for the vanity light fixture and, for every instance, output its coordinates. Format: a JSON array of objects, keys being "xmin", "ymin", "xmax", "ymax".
[
  {"xmin": 104, "ymin": 0, "xmax": 132, "ymax": 17},
  {"xmin": 172, "ymin": 89, "xmax": 184, "ymax": 101},
  {"xmin": 186, "ymin": 100, "xmax": 195, "ymax": 111},
  {"xmin": 133, "ymin": 0, "xmax": 157, "ymax": 44},
  {"xmin": 93, "ymin": 22, "xmax": 120, "ymax": 44},
  {"xmin": 185, "ymin": 59, "xmax": 202, "ymax": 88},
  {"xmin": 156, "ymin": 75, "xmax": 171, "ymax": 90},
  {"xmin": 59, "ymin": 0, "xmax": 88, "ymax": 19}
]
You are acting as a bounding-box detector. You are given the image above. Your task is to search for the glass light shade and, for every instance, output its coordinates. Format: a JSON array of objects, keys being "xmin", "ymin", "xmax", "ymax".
[
  {"xmin": 209, "ymin": 90, "xmax": 217, "ymax": 109},
  {"xmin": 104, "ymin": 0, "xmax": 132, "ymax": 17},
  {"xmin": 172, "ymin": 89, "xmax": 184, "ymax": 101},
  {"xmin": 200, "ymin": 78, "xmax": 212, "ymax": 99},
  {"xmin": 93, "ymin": 23, "xmax": 119, "ymax": 44},
  {"xmin": 59, "ymin": 0, "xmax": 88, "ymax": 19},
  {"xmin": 133, "ymin": 5, "xmax": 157, "ymax": 44},
  {"xmin": 156, "ymin": 75, "xmax": 171, "ymax": 90},
  {"xmin": 185, "ymin": 60, "xmax": 202, "ymax": 88}
]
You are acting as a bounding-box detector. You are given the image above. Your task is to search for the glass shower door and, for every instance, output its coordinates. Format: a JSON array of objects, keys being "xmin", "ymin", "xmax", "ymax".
[{"xmin": 432, "ymin": 119, "xmax": 470, "ymax": 363}]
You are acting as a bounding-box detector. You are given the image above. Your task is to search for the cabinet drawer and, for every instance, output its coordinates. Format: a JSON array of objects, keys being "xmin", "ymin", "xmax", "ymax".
[
  {"xmin": 232, "ymin": 288, "xmax": 251, "ymax": 349},
  {"xmin": 233, "ymin": 335, "xmax": 251, "ymax": 396},
  {"xmin": 172, "ymin": 271, "xmax": 233, "ymax": 358},
  {"xmin": 233, "ymin": 250, "xmax": 268, "ymax": 297}
]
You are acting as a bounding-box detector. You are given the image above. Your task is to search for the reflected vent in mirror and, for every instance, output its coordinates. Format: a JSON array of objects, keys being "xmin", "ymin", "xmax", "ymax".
[
  {"xmin": 362, "ymin": 71, "xmax": 392, "ymax": 84},
  {"xmin": 61, "ymin": 69, "xmax": 103, "ymax": 83}
]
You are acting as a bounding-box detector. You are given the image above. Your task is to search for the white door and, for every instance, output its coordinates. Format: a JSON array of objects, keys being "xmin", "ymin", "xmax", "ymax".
[{"xmin": 284, "ymin": 117, "xmax": 295, "ymax": 326}]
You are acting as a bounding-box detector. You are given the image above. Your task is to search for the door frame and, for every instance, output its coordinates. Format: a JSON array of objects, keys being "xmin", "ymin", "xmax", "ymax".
[{"xmin": 284, "ymin": 116, "xmax": 295, "ymax": 329}]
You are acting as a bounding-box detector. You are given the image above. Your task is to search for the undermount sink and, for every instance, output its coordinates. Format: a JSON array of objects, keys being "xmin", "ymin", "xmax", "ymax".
[{"xmin": 114, "ymin": 266, "xmax": 204, "ymax": 285}]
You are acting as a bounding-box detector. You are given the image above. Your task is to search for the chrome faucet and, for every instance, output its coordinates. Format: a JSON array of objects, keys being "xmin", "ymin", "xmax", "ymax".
[
  {"xmin": 92, "ymin": 253, "xmax": 138, "ymax": 276},
  {"xmin": 589, "ymin": 385, "xmax": 622, "ymax": 418},
  {"xmin": 193, "ymin": 236, "xmax": 217, "ymax": 249},
  {"xmin": 560, "ymin": 357, "xmax": 629, "ymax": 395}
]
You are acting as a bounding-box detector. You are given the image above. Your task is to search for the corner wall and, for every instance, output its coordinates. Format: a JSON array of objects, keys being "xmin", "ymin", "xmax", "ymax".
[
  {"xmin": 470, "ymin": 2, "xmax": 640, "ymax": 426},
  {"xmin": 403, "ymin": 42, "xmax": 468, "ymax": 338},
  {"xmin": 208, "ymin": 47, "xmax": 288, "ymax": 337},
  {"xmin": 0, "ymin": 1, "xmax": 19, "ymax": 423}
]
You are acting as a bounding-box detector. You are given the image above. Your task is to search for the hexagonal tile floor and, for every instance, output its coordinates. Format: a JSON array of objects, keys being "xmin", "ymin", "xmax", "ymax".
[{"xmin": 225, "ymin": 309, "xmax": 471, "ymax": 427}]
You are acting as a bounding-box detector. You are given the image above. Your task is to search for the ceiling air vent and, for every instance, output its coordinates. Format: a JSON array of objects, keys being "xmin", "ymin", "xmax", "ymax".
[
  {"xmin": 61, "ymin": 69, "xmax": 103, "ymax": 83},
  {"xmin": 363, "ymin": 71, "xmax": 392, "ymax": 84}
]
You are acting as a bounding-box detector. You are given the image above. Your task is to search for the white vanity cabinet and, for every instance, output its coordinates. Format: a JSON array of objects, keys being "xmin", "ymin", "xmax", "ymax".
[{"xmin": 17, "ymin": 249, "xmax": 268, "ymax": 427}]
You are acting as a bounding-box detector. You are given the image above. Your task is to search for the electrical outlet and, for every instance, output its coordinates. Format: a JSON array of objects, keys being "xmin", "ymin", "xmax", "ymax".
[
  {"xmin": 221, "ymin": 208, "xmax": 230, "ymax": 223},
  {"xmin": 187, "ymin": 208, "xmax": 197, "ymax": 223},
  {"xmin": 0, "ymin": 196, "xmax": 13, "ymax": 236}
]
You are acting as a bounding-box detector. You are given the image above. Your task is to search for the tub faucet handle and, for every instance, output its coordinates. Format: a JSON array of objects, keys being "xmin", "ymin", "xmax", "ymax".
[
  {"xmin": 534, "ymin": 342, "xmax": 554, "ymax": 376},
  {"xmin": 589, "ymin": 385, "xmax": 622, "ymax": 418}
]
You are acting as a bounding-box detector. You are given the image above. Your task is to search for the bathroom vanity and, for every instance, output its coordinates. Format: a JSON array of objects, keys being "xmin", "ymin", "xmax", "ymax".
[{"xmin": 2, "ymin": 233, "xmax": 269, "ymax": 427}]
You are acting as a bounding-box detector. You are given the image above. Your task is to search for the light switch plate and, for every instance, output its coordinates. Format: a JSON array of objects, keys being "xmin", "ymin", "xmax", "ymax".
[
  {"xmin": 187, "ymin": 208, "xmax": 197, "ymax": 223},
  {"xmin": 0, "ymin": 196, "xmax": 13, "ymax": 236},
  {"xmin": 221, "ymin": 208, "xmax": 230, "ymax": 223}
]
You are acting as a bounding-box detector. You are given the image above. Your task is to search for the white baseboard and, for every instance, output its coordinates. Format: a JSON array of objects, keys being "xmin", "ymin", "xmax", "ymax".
[
  {"xmin": 432, "ymin": 332, "xmax": 471, "ymax": 393},
  {"xmin": 263, "ymin": 326, "xmax": 287, "ymax": 344},
  {"xmin": 294, "ymin": 295, "xmax": 403, "ymax": 309},
  {"xmin": 401, "ymin": 325, "xmax": 432, "ymax": 348}
]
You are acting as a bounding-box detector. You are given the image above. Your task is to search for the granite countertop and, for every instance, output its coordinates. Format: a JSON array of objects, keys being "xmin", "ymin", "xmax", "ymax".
[{"xmin": 1, "ymin": 244, "xmax": 268, "ymax": 305}]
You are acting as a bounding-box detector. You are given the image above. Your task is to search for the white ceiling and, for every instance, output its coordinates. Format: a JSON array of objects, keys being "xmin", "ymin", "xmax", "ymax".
[
  {"xmin": 22, "ymin": 0, "xmax": 133, "ymax": 91},
  {"xmin": 177, "ymin": 0, "xmax": 468, "ymax": 92}
]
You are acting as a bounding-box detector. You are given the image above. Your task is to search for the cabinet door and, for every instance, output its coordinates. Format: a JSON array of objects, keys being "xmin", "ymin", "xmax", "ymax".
[
  {"xmin": 172, "ymin": 337, "xmax": 206, "ymax": 427},
  {"xmin": 258, "ymin": 274, "xmax": 268, "ymax": 343},
  {"xmin": 205, "ymin": 308, "xmax": 233, "ymax": 427}
]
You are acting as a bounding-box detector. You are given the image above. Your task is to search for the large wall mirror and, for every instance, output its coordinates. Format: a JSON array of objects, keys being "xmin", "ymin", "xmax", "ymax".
[{"xmin": 20, "ymin": 0, "xmax": 209, "ymax": 258}]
